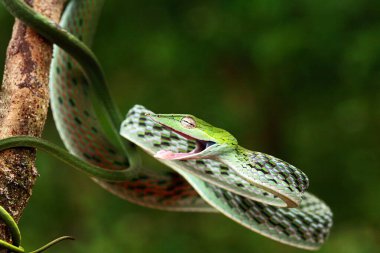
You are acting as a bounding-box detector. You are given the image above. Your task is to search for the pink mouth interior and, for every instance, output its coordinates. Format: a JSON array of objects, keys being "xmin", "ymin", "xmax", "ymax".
[
  {"xmin": 154, "ymin": 136, "xmax": 206, "ymax": 160},
  {"xmin": 152, "ymin": 124, "xmax": 207, "ymax": 160},
  {"xmin": 155, "ymin": 148, "xmax": 199, "ymax": 160}
]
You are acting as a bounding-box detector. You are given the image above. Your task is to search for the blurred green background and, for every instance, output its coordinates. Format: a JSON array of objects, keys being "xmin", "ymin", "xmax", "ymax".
[{"xmin": 1, "ymin": 0, "xmax": 380, "ymax": 252}]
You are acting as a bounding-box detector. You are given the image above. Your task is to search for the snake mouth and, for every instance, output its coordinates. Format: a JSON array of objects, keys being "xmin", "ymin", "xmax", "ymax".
[{"xmin": 152, "ymin": 123, "xmax": 216, "ymax": 160}]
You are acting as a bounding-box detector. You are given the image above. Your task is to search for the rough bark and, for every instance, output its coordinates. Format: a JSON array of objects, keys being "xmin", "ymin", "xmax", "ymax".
[{"xmin": 0, "ymin": 0, "xmax": 65, "ymax": 247}]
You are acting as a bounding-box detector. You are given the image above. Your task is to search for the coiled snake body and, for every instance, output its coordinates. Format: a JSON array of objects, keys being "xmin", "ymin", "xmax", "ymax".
[{"xmin": 0, "ymin": 0, "xmax": 333, "ymax": 251}]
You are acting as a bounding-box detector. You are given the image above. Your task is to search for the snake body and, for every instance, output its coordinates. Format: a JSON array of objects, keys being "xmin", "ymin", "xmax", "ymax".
[
  {"xmin": 0, "ymin": 0, "xmax": 333, "ymax": 251},
  {"xmin": 121, "ymin": 105, "xmax": 332, "ymax": 250}
]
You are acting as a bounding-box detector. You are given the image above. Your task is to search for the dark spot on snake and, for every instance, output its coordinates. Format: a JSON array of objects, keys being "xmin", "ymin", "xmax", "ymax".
[
  {"xmin": 262, "ymin": 208, "xmax": 275, "ymax": 219},
  {"xmin": 222, "ymin": 191, "xmax": 233, "ymax": 200},
  {"xmin": 282, "ymin": 229, "xmax": 292, "ymax": 236},
  {"xmin": 252, "ymin": 215, "xmax": 264, "ymax": 224},
  {"xmin": 166, "ymin": 182, "xmax": 183, "ymax": 191},
  {"xmin": 241, "ymin": 198, "xmax": 253, "ymax": 208},
  {"xmin": 107, "ymin": 148, "xmax": 117, "ymax": 154},
  {"xmin": 277, "ymin": 222, "xmax": 288, "ymax": 231},
  {"xmin": 68, "ymin": 98, "xmax": 75, "ymax": 107},
  {"xmin": 135, "ymin": 185, "xmax": 147, "ymax": 190},
  {"xmin": 91, "ymin": 127, "xmax": 98, "ymax": 133},
  {"xmin": 268, "ymin": 217, "xmax": 279, "ymax": 226},
  {"xmin": 278, "ymin": 171, "xmax": 288, "ymax": 180},
  {"xmin": 84, "ymin": 110, "xmax": 90, "ymax": 117},
  {"xmin": 83, "ymin": 153, "xmax": 92, "ymax": 160},
  {"xmin": 113, "ymin": 158, "xmax": 128, "ymax": 167},
  {"xmin": 126, "ymin": 185, "xmax": 135, "ymax": 190},
  {"xmin": 127, "ymin": 110, "xmax": 135, "ymax": 116},
  {"xmin": 161, "ymin": 135, "xmax": 170, "ymax": 141},
  {"xmin": 173, "ymin": 189, "xmax": 184, "ymax": 195},
  {"xmin": 58, "ymin": 97, "xmax": 63, "ymax": 104},
  {"xmin": 145, "ymin": 191, "xmax": 154, "ymax": 196},
  {"xmin": 220, "ymin": 165, "xmax": 229, "ymax": 170},
  {"xmin": 297, "ymin": 229, "xmax": 308, "ymax": 241},
  {"xmin": 72, "ymin": 78, "xmax": 78, "ymax": 86},
  {"xmin": 179, "ymin": 193, "xmax": 190, "ymax": 199},
  {"xmin": 79, "ymin": 18, "xmax": 84, "ymax": 26},
  {"xmin": 256, "ymin": 166, "xmax": 269, "ymax": 174},
  {"xmin": 157, "ymin": 180, "xmax": 166, "ymax": 185},
  {"xmin": 285, "ymin": 178, "xmax": 294, "ymax": 187},
  {"xmin": 74, "ymin": 117, "xmax": 82, "ymax": 125},
  {"xmin": 255, "ymin": 202, "xmax": 265, "ymax": 210},
  {"xmin": 153, "ymin": 125, "xmax": 163, "ymax": 131},
  {"xmin": 145, "ymin": 131, "xmax": 153, "ymax": 136},
  {"xmin": 170, "ymin": 134, "xmax": 179, "ymax": 140},
  {"xmin": 113, "ymin": 161, "xmax": 123, "ymax": 166},
  {"xmin": 238, "ymin": 201, "xmax": 250, "ymax": 211},
  {"xmin": 92, "ymin": 155, "xmax": 101, "ymax": 163}
]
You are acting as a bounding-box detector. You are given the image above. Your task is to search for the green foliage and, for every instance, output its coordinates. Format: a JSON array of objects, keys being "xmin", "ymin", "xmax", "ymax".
[{"xmin": 1, "ymin": 1, "xmax": 379, "ymax": 252}]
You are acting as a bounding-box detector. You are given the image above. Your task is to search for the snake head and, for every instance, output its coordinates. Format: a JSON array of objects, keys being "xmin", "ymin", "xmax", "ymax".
[{"xmin": 146, "ymin": 113, "xmax": 238, "ymax": 160}]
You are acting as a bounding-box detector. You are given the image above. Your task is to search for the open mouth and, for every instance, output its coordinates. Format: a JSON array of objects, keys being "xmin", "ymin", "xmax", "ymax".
[{"xmin": 153, "ymin": 124, "xmax": 216, "ymax": 160}]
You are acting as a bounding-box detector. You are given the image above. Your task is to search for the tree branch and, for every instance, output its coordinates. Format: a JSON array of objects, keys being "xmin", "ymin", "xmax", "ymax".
[{"xmin": 0, "ymin": 0, "xmax": 65, "ymax": 247}]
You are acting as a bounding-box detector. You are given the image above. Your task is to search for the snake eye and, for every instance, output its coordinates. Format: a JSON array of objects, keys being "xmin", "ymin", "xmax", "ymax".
[{"xmin": 181, "ymin": 117, "xmax": 196, "ymax": 129}]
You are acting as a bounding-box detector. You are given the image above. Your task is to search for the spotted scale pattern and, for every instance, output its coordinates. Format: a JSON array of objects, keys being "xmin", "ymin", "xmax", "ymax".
[
  {"xmin": 148, "ymin": 164, "xmax": 331, "ymax": 251},
  {"xmin": 223, "ymin": 147, "xmax": 309, "ymax": 206},
  {"xmin": 214, "ymin": 189, "xmax": 331, "ymax": 244},
  {"xmin": 199, "ymin": 181, "xmax": 332, "ymax": 249},
  {"xmin": 249, "ymin": 152, "xmax": 309, "ymax": 193}
]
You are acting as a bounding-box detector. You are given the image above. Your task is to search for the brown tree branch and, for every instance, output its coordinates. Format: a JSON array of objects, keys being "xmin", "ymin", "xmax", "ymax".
[{"xmin": 0, "ymin": 0, "xmax": 65, "ymax": 247}]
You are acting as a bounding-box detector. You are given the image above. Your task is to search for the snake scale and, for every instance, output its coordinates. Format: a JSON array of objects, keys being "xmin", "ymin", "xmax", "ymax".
[{"xmin": 0, "ymin": 0, "xmax": 333, "ymax": 251}]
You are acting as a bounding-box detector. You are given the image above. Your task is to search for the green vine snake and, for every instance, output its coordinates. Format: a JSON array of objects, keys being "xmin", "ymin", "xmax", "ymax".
[{"xmin": 0, "ymin": 0, "xmax": 333, "ymax": 251}]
